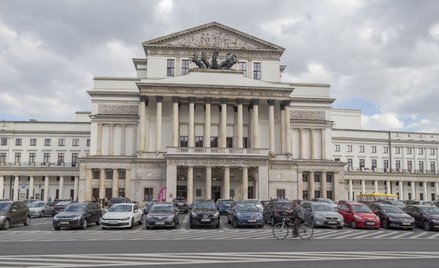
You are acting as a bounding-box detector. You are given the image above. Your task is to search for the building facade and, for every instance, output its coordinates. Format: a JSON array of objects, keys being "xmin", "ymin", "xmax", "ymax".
[{"xmin": 1, "ymin": 22, "xmax": 438, "ymax": 203}]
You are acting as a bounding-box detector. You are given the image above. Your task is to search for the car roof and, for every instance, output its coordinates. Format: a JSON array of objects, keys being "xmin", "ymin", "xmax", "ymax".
[{"xmin": 340, "ymin": 201, "xmax": 364, "ymax": 206}]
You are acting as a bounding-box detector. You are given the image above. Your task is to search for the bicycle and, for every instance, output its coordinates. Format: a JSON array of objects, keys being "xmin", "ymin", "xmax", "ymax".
[{"xmin": 272, "ymin": 216, "xmax": 314, "ymax": 240}]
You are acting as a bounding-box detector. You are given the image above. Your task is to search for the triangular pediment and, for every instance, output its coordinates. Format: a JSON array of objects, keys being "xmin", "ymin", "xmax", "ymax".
[{"xmin": 143, "ymin": 22, "xmax": 284, "ymax": 51}]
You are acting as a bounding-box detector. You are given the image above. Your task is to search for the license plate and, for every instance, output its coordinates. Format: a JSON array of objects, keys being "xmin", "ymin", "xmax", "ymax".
[
  {"xmin": 247, "ymin": 219, "xmax": 256, "ymax": 223},
  {"xmin": 201, "ymin": 219, "xmax": 210, "ymax": 222},
  {"xmin": 366, "ymin": 222, "xmax": 375, "ymax": 226},
  {"xmin": 327, "ymin": 221, "xmax": 337, "ymax": 225},
  {"xmin": 109, "ymin": 220, "xmax": 118, "ymax": 224},
  {"xmin": 60, "ymin": 221, "xmax": 69, "ymax": 225},
  {"xmin": 156, "ymin": 221, "xmax": 165, "ymax": 225},
  {"xmin": 402, "ymin": 222, "xmax": 411, "ymax": 226}
]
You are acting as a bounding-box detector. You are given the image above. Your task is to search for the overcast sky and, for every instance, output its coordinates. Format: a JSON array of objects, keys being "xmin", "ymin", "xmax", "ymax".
[{"xmin": 0, "ymin": 0, "xmax": 438, "ymax": 132}]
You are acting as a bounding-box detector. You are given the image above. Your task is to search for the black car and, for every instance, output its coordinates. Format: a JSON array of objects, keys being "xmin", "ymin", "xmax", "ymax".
[
  {"xmin": 173, "ymin": 197, "xmax": 189, "ymax": 214},
  {"xmin": 369, "ymin": 203, "xmax": 414, "ymax": 229},
  {"xmin": 264, "ymin": 200, "xmax": 293, "ymax": 225},
  {"xmin": 189, "ymin": 200, "xmax": 220, "ymax": 228},
  {"xmin": 404, "ymin": 205, "xmax": 439, "ymax": 231},
  {"xmin": 377, "ymin": 199, "xmax": 407, "ymax": 209},
  {"xmin": 227, "ymin": 201, "xmax": 264, "ymax": 228},
  {"xmin": 109, "ymin": 197, "xmax": 132, "ymax": 208},
  {"xmin": 52, "ymin": 202, "xmax": 101, "ymax": 230},
  {"xmin": 52, "ymin": 200, "xmax": 74, "ymax": 216},
  {"xmin": 145, "ymin": 203, "xmax": 179, "ymax": 229},
  {"xmin": 0, "ymin": 201, "xmax": 31, "ymax": 230}
]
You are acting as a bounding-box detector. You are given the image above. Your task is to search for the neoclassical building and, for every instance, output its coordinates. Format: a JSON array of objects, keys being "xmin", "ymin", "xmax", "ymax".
[{"xmin": 0, "ymin": 22, "xmax": 438, "ymax": 203}]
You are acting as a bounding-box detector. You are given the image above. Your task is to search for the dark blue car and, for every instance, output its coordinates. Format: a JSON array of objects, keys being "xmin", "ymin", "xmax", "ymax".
[
  {"xmin": 227, "ymin": 201, "xmax": 264, "ymax": 228},
  {"xmin": 216, "ymin": 199, "xmax": 234, "ymax": 215}
]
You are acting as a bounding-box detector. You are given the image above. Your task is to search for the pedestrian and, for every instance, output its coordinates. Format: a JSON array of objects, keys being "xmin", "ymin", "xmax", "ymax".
[{"xmin": 48, "ymin": 196, "xmax": 52, "ymax": 202}]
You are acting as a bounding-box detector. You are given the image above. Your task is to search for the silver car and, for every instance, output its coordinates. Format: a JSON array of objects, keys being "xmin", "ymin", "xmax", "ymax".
[
  {"xmin": 29, "ymin": 201, "xmax": 55, "ymax": 218},
  {"xmin": 302, "ymin": 201, "xmax": 344, "ymax": 229}
]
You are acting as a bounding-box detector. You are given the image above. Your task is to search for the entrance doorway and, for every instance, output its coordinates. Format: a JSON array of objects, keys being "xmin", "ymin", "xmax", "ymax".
[
  {"xmin": 211, "ymin": 186, "xmax": 221, "ymax": 201},
  {"xmin": 177, "ymin": 185, "xmax": 187, "ymax": 199},
  {"xmin": 248, "ymin": 186, "xmax": 254, "ymax": 199}
]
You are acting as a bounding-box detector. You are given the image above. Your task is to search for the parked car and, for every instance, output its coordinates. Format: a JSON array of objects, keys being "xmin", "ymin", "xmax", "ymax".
[
  {"xmin": 52, "ymin": 202, "xmax": 101, "ymax": 230},
  {"xmin": 100, "ymin": 203, "xmax": 143, "ymax": 229},
  {"xmin": 0, "ymin": 201, "xmax": 31, "ymax": 230},
  {"xmin": 260, "ymin": 200, "xmax": 271, "ymax": 212},
  {"xmin": 227, "ymin": 201, "xmax": 264, "ymax": 228},
  {"xmin": 369, "ymin": 203, "xmax": 414, "ymax": 229},
  {"xmin": 263, "ymin": 200, "xmax": 293, "ymax": 226},
  {"xmin": 53, "ymin": 199, "xmax": 71, "ymax": 205},
  {"xmin": 29, "ymin": 201, "xmax": 55, "ymax": 218},
  {"xmin": 173, "ymin": 197, "xmax": 189, "ymax": 214},
  {"xmin": 311, "ymin": 198, "xmax": 337, "ymax": 208},
  {"xmin": 404, "ymin": 200, "xmax": 436, "ymax": 206},
  {"xmin": 376, "ymin": 199, "xmax": 407, "ymax": 209},
  {"xmin": 189, "ymin": 200, "xmax": 220, "ymax": 228},
  {"xmin": 143, "ymin": 201, "xmax": 156, "ymax": 214},
  {"xmin": 302, "ymin": 201, "xmax": 344, "ymax": 228},
  {"xmin": 243, "ymin": 199, "xmax": 264, "ymax": 212},
  {"xmin": 404, "ymin": 205, "xmax": 439, "ymax": 231},
  {"xmin": 337, "ymin": 201, "xmax": 380, "ymax": 229},
  {"xmin": 145, "ymin": 203, "xmax": 179, "ymax": 229},
  {"xmin": 216, "ymin": 199, "xmax": 234, "ymax": 214},
  {"xmin": 24, "ymin": 199, "xmax": 39, "ymax": 206},
  {"xmin": 108, "ymin": 197, "xmax": 132, "ymax": 208},
  {"xmin": 52, "ymin": 200, "xmax": 74, "ymax": 216}
]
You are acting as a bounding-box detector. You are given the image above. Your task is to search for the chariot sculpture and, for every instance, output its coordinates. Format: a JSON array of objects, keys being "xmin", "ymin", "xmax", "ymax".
[{"xmin": 190, "ymin": 48, "xmax": 238, "ymax": 70}]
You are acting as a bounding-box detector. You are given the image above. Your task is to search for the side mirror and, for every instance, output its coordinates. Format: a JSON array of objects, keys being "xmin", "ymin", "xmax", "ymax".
[{"xmin": 134, "ymin": 209, "xmax": 138, "ymax": 213}]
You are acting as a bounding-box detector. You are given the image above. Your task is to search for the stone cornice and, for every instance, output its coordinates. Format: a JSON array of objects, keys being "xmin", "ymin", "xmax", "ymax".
[
  {"xmin": 332, "ymin": 136, "xmax": 439, "ymax": 145},
  {"xmin": 289, "ymin": 97, "xmax": 336, "ymax": 104},
  {"xmin": 93, "ymin": 77, "xmax": 141, "ymax": 81},
  {"xmin": 90, "ymin": 114, "xmax": 139, "ymax": 120},
  {"xmin": 87, "ymin": 91, "xmax": 140, "ymax": 97}
]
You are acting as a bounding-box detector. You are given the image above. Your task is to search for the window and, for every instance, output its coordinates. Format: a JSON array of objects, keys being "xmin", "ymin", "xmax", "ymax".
[
  {"xmin": 419, "ymin": 148, "xmax": 424, "ymax": 155},
  {"xmin": 29, "ymin": 153, "xmax": 36, "ymax": 163},
  {"xmin": 314, "ymin": 191, "xmax": 321, "ymax": 198},
  {"xmin": 230, "ymin": 189, "xmax": 235, "ymax": 198},
  {"xmin": 359, "ymin": 145, "xmax": 365, "ymax": 153},
  {"xmin": 0, "ymin": 138, "xmax": 7, "ymax": 146},
  {"xmin": 277, "ymin": 189, "xmax": 286, "ymax": 199},
  {"xmin": 407, "ymin": 147, "xmax": 412, "ymax": 154},
  {"xmin": 118, "ymin": 188, "xmax": 125, "ymax": 198},
  {"xmin": 92, "ymin": 169, "xmax": 100, "ymax": 180},
  {"xmin": 196, "ymin": 189, "xmax": 202, "ymax": 197},
  {"xmin": 167, "ymin": 59, "xmax": 175, "ymax": 77},
  {"xmin": 87, "ymin": 139, "xmax": 91, "ymax": 146},
  {"xmin": 72, "ymin": 139, "xmax": 79, "ymax": 147},
  {"xmin": 118, "ymin": 169, "xmax": 126, "ymax": 180},
  {"xmin": 210, "ymin": 137, "xmax": 218, "ymax": 148},
  {"xmin": 243, "ymin": 137, "xmax": 248, "ymax": 148},
  {"xmin": 58, "ymin": 138, "xmax": 65, "ymax": 146},
  {"xmin": 407, "ymin": 160, "xmax": 413, "ymax": 172},
  {"xmin": 371, "ymin": 159, "xmax": 377, "ymax": 170},
  {"xmin": 144, "ymin": 188, "xmax": 153, "ymax": 201},
  {"xmin": 359, "ymin": 159, "xmax": 365, "ymax": 168},
  {"xmin": 226, "ymin": 137, "xmax": 233, "ymax": 148},
  {"xmin": 302, "ymin": 173, "xmax": 309, "ymax": 182},
  {"xmin": 347, "ymin": 145, "xmax": 352, "ymax": 152},
  {"xmin": 431, "ymin": 162, "xmax": 436, "ymax": 173},
  {"xmin": 371, "ymin": 146, "xmax": 376, "ymax": 153},
  {"xmin": 419, "ymin": 161, "xmax": 424, "ymax": 172},
  {"xmin": 195, "ymin": 136, "xmax": 203, "ymax": 148},
  {"xmin": 395, "ymin": 160, "xmax": 401, "ymax": 171},
  {"xmin": 181, "ymin": 59, "xmax": 189, "ymax": 75},
  {"xmin": 395, "ymin": 147, "xmax": 400, "ymax": 154},
  {"xmin": 72, "ymin": 153, "xmax": 78, "ymax": 167},
  {"xmin": 384, "ymin": 146, "xmax": 389, "ymax": 154},
  {"xmin": 407, "ymin": 182, "xmax": 411, "ymax": 187},
  {"xmin": 105, "ymin": 169, "xmax": 113, "ymax": 180},
  {"xmin": 14, "ymin": 152, "xmax": 21, "ymax": 164},
  {"xmin": 384, "ymin": 160, "xmax": 389, "ymax": 170},
  {"xmin": 44, "ymin": 138, "xmax": 51, "ymax": 146},
  {"xmin": 57, "ymin": 153, "xmax": 64, "ymax": 165},
  {"xmin": 253, "ymin": 62, "xmax": 261, "ymax": 80},
  {"xmin": 326, "ymin": 191, "xmax": 333, "ymax": 200},
  {"xmin": 431, "ymin": 149, "xmax": 435, "ymax": 156},
  {"xmin": 180, "ymin": 136, "xmax": 188, "ymax": 147},
  {"xmin": 238, "ymin": 61, "xmax": 247, "ymax": 77},
  {"xmin": 0, "ymin": 153, "xmax": 6, "ymax": 163},
  {"xmin": 302, "ymin": 190, "xmax": 309, "ymax": 200},
  {"xmin": 314, "ymin": 173, "xmax": 320, "ymax": 183},
  {"xmin": 347, "ymin": 159, "xmax": 353, "ymax": 169},
  {"xmin": 30, "ymin": 138, "xmax": 37, "ymax": 146},
  {"xmin": 335, "ymin": 145, "xmax": 340, "ymax": 152},
  {"xmin": 326, "ymin": 173, "xmax": 333, "ymax": 183},
  {"xmin": 43, "ymin": 153, "xmax": 50, "ymax": 163},
  {"xmin": 15, "ymin": 138, "xmax": 22, "ymax": 146}
]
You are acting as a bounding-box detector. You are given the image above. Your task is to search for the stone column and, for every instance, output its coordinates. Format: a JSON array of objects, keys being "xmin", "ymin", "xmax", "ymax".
[
  {"xmin": 125, "ymin": 169, "xmax": 131, "ymax": 200},
  {"xmin": 237, "ymin": 99, "xmax": 243, "ymax": 148},
  {"xmin": 74, "ymin": 176, "xmax": 79, "ymax": 201},
  {"xmin": 0, "ymin": 176, "xmax": 4, "ymax": 199},
  {"xmin": 187, "ymin": 167, "xmax": 194, "ymax": 204},
  {"xmin": 220, "ymin": 98, "xmax": 227, "ymax": 148},
  {"xmin": 99, "ymin": 169, "xmax": 105, "ymax": 200},
  {"xmin": 348, "ymin": 179, "xmax": 353, "ymax": 201},
  {"xmin": 112, "ymin": 169, "xmax": 118, "ymax": 198},
  {"xmin": 333, "ymin": 173, "xmax": 340, "ymax": 201},
  {"xmin": 97, "ymin": 123, "xmax": 103, "ymax": 155},
  {"xmin": 139, "ymin": 96, "xmax": 147, "ymax": 151},
  {"xmin": 86, "ymin": 169, "xmax": 93, "ymax": 201},
  {"xmin": 188, "ymin": 97, "xmax": 195, "ymax": 148},
  {"xmin": 223, "ymin": 167, "xmax": 230, "ymax": 199},
  {"xmin": 251, "ymin": 99, "xmax": 259, "ymax": 148},
  {"xmin": 121, "ymin": 124, "xmax": 126, "ymax": 155},
  {"xmin": 321, "ymin": 172, "xmax": 327, "ymax": 198},
  {"xmin": 386, "ymin": 180, "xmax": 391, "ymax": 194},
  {"xmin": 284, "ymin": 101, "xmax": 291, "ymax": 155},
  {"xmin": 204, "ymin": 98, "xmax": 211, "ymax": 148},
  {"xmin": 411, "ymin": 181, "xmax": 416, "ymax": 200},
  {"xmin": 44, "ymin": 176, "xmax": 49, "ymax": 202},
  {"xmin": 166, "ymin": 163, "xmax": 177, "ymax": 202},
  {"xmin": 321, "ymin": 129, "xmax": 326, "ymax": 159},
  {"xmin": 268, "ymin": 100, "xmax": 275, "ymax": 155},
  {"xmin": 361, "ymin": 180, "xmax": 366, "ymax": 194},
  {"xmin": 205, "ymin": 167, "xmax": 212, "ymax": 200},
  {"xmin": 424, "ymin": 182, "xmax": 428, "ymax": 201},
  {"xmin": 399, "ymin": 181, "xmax": 404, "ymax": 200},
  {"xmin": 156, "ymin": 96, "xmax": 163, "ymax": 152},
  {"xmin": 310, "ymin": 129, "xmax": 315, "ymax": 159},
  {"xmin": 258, "ymin": 166, "xmax": 269, "ymax": 200},
  {"xmin": 374, "ymin": 180, "xmax": 379, "ymax": 193},
  {"xmin": 59, "ymin": 176, "xmax": 64, "ymax": 199},
  {"xmin": 309, "ymin": 171, "xmax": 315, "ymax": 199},
  {"xmin": 29, "ymin": 176, "xmax": 34, "ymax": 199},
  {"xmin": 242, "ymin": 167, "xmax": 248, "ymax": 200},
  {"xmin": 280, "ymin": 103, "xmax": 285, "ymax": 154},
  {"xmin": 13, "ymin": 176, "xmax": 19, "ymax": 201},
  {"xmin": 297, "ymin": 171, "xmax": 303, "ymax": 200},
  {"xmin": 299, "ymin": 128, "xmax": 304, "ymax": 159},
  {"xmin": 109, "ymin": 124, "xmax": 114, "ymax": 155},
  {"xmin": 172, "ymin": 96, "xmax": 180, "ymax": 147}
]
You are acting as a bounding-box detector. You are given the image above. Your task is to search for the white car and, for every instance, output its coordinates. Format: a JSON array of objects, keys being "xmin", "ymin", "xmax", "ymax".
[{"xmin": 100, "ymin": 203, "xmax": 143, "ymax": 229}]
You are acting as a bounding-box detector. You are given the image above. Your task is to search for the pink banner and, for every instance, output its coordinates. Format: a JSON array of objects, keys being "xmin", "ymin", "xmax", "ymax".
[{"xmin": 157, "ymin": 187, "xmax": 167, "ymax": 202}]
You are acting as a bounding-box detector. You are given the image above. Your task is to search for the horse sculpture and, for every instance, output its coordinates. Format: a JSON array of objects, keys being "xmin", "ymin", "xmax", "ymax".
[
  {"xmin": 190, "ymin": 52, "xmax": 205, "ymax": 68},
  {"xmin": 190, "ymin": 49, "xmax": 239, "ymax": 70},
  {"xmin": 220, "ymin": 52, "xmax": 238, "ymax": 69},
  {"xmin": 200, "ymin": 51, "xmax": 211, "ymax": 68},
  {"xmin": 210, "ymin": 48, "xmax": 220, "ymax": 69}
]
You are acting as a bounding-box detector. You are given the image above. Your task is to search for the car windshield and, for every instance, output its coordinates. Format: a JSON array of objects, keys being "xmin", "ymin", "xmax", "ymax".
[
  {"xmin": 56, "ymin": 201, "xmax": 70, "ymax": 206},
  {"xmin": 235, "ymin": 203, "xmax": 259, "ymax": 211},
  {"xmin": 245, "ymin": 200, "xmax": 262, "ymax": 205},
  {"xmin": 110, "ymin": 198, "xmax": 125, "ymax": 203},
  {"xmin": 150, "ymin": 204, "xmax": 173, "ymax": 212},
  {"xmin": 389, "ymin": 200, "xmax": 406, "ymax": 207},
  {"xmin": 381, "ymin": 206, "xmax": 404, "ymax": 214},
  {"xmin": 275, "ymin": 203, "xmax": 293, "ymax": 210},
  {"xmin": 220, "ymin": 200, "xmax": 233, "ymax": 207},
  {"xmin": 0, "ymin": 202, "xmax": 11, "ymax": 211},
  {"xmin": 64, "ymin": 203, "xmax": 87, "ymax": 212},
  {"xmin": 313, "ymin": 203, "xmax": 336, "ymax": 212},
  {"xmin": 193, "ymin": 202, "xmax": 216, "ymax": 209},
  {"xmin": 352, "ymin": 205, "xmax": 372, "ymax": 213},
  {"xmin": 108, "ymin": 204, "xmax": 132, "ymax": 212},
  {"xmin": 317, "ymin": 199, "xmax": 335, "ymax": 204},
  {"xmin": 422, "ymin": 206, "xmax": 439, "ymax": 215},
  {"xmin": 29, "ymin": 202, "xmax": 45, "ymax": 208}
]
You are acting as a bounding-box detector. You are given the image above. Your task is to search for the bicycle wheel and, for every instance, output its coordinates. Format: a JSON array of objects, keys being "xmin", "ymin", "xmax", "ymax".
[
  {"xmin": 272, "ymin": 222, "xmax": 290, "ymax": 240},
  {"xmin": 298, "ymin": 223, "xmax": 313, "ymax": 240}
]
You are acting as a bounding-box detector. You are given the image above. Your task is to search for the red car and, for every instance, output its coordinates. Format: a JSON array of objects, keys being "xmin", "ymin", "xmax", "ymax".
[{"xmin": 337, "ymin": 201, "xmax": 380, "ymax": 229}]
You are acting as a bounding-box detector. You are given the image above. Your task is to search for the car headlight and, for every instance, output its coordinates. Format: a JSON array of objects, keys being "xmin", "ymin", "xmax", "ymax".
[
  {"xmin": 353, "ymin": 215, "xmax": 363, "ymax": 220},
  {"xmin": 0, "ymin": 216, "xmax": 5, "ymax": 221},
  {"xmin": 213, "ymin": 212, "xmax": 219, "ymax": 218},
  {"xmin": 315, "ymin": 213, "xmax": 325, "ymax": 220},
  {"xmin": 73, "ymin": 216, "xmax": 82, "ymax": 220},
  {"xmin": 191, "ymin": 212, "xmax": 197, "ymax": 218},
  {"xmin": 256, "ymin": 214, "xmax": 263, "ymax": 219},
  {"xmin": 388, "ymin": 217, "xmax": 397, "ymax": 222},
  {"xmin": 121, "ymin": 217, "xmax": 130, "ymax": 221},
  {"xmin": 167, "ymin": 215, "xmax": 174, "ymax": 221}
]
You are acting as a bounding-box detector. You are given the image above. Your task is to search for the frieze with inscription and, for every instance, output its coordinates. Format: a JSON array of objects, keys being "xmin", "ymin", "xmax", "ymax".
[
  {"xmin": 168, "ymin": 159, "xmax": 268, "ymax": 167},
  {"xmin": 290, "ymin": 110, "xmax": 325, "ymax": 120},
  {"xmin": 98, "ymin": 105, "xmax": 139, "ymax": 115}
]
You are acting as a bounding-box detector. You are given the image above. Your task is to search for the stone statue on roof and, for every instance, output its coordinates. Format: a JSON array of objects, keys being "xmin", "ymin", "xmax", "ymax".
[{"xmin": 190, "ymin": 48, "xmax": 238, "ymax": 70}]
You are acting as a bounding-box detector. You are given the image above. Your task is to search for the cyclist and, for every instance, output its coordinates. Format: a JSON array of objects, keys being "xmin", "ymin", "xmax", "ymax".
[{"xmin": 285, "ymin": 200, "xmax": 304, "ymax": 237}]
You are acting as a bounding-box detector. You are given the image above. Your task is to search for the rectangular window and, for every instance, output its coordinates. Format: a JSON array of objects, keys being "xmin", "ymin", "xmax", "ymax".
[
  {"xmin": 326, "ymin": 191, "xmax": 333, "ymax": 200},
  {"xmin": 92, "ymin": 169, "xmax": 100, "ymax": 180},
  {"xmin": 72, "ymin": 153, "xmax": 78, "ymax": 167},
  {"xmin": 118, "ymin": 188, "xmax": 125, "ymax": 198},
  {"xmin": 144, "ymin": 188, "xmax": 153, "ymax": 201},
  {"xmin": 105, "ymin": 169, "xmax": 113, "ymax": 180},
  {"xmin": 58, "ymin": 138, "xmax": 65, "ymax": 146},
  {"xmin": 0, "ymin": 153, "xmax": 6, "ymax": 163},
  {"xmin": 407, "ymin": 147, "xmax": 412, "ymax": 154},
  {"xmin": 302, "ymin": 190, "xmax": 309, "ymax": 200},
  {"xmin": 276, "ymin": 189, "xmax": 286, "ymax": 199},
  {"xmin": 395, "ymin": 147, "xmax": 400, "ymax": 154},
  {"xmin": 253, "ymin": 62, "xmax": 261, "ymax": 80},
  {"xmin": 359, "ymin": 145, "xmax": 365, "ymax": 153},
  {"xmin": 302, "ymin": 173, "xmax": 309, "ymax": 182},
  {"xmin": 72, "ymin": 139, "xmax": 79, "ymax": 147},
  {"xmin": 226, "ymin": 137, "xmax": 233, "ymax": 148},
  {"xmin": 314, "ymin": 173, "xmax": 320, "ymax": 183},
  {"xmin": 181, "ymin": 59, "xmax": 189, "ymax": 75},
  {"xmin": 359, "ymin": 159, "xmax": 365, "ymax": 168},
  {"xmin": 407, "ymin": 160, "xmax": 412, "ymax": 172},
  {"xmin": 371, "ymin": 159, "xmax": 377, "ymax": 170},
  {"xmin": 238, "ymin": 61, "xmax": 247, "ymax": 77},
  {"xmin": 243, "ymin": 137, "xmax": 248, "ymax": 148},
  {"xmin": 431, "ymin": 162, "xmax": 436, "ymax": 173},
  {"xmin": 14, "ymin": 152, "xmax": 21, "ymax": 164},
  {"xmin": 384, "ymin": 160, "xmax": 389, "ymax": 170},
  {"xmin": 0, "ymin": 138, "xmax": 7, "ymax": 146},
  {"xmin": 326, "ymin": 173, "xmax": 333, "ymax": 183},
  {"xmin": 335, "ymin": 145, "xmax": 340, "ymax": 152},
  {"xmin": 30, "ymin": 138, "xmax": 37, "ymax": 146},
  {"xmin": 87, "ymin": 139, "xmax": 91, "ymax": 146},
  {"xmin": 167, "ymin": 59, "xmax": 175, "ymax": 77},
  {"xmin": 195, "ymin": 136, "xmax": 203, "ymax": 148},
  {"xmin": 44, "ymin": 138, "xmax": 51, "ymax": 146},
  {"xmin": 43, "ymin": 153, "xmax": 50, "ymax": 163},
  {"xmin": 384, "ymin": 146, "xmax": 389, "ymax": 154},
  {"xmin": 314, "ymin": 191, "xmax": 321, "ymax": 198},
  {"xmin": 180, "ymin": 136, "xmax": 188, "ymax": 147},
  {"xmin": 210, "ymin": 136, "xmax": 218, "ymax": 148},
  {"xmin": 395, "ymin": 160, "xmax": 401, "ymax": 171},
  {"xmin": 431, "ymin": 149, "xmax": 435, "ymax": 156},
  {"xmin": 57, "ymin": 153, "xmax": 64, "ymax": 165},
  {"xmin": 371, "ymin": 146, "xmax": 376, "ymax": 153},
  {"xmin": 15, "ymin": 138, "xmax": 22, "ymax": 146},
  {"xmin": 347, "ymin": 159, "xmax": 353, "ymax": 169},
  {"xmin": 29, "ymin": 153, "xmax": 36, "ymax": 163},
  {"xmin": 196, "ymin": 189, "xmax": 202, "ymax": 197},
  {"xmin": 419, "ymin": 148, "xmax": 424, "ymax": 155},
  {"xmin": 347, "ymin": 145, "xmax": 352, "ymax": 152},
  {"xmin": 118, "ymin": 169, "xmax": 126, "ymax": 180},
  {"xmin": 230, "ymin": 189, "xmax": 235, "ymax": 198},
  {"xmin": 419, "ymin": 161, "xmax": 424, "ymax": 172}
]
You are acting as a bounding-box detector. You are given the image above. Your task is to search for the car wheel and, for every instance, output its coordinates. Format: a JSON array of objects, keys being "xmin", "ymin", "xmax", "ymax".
[
  {"xmin": 24, "ymin": 216, "xmax": 31, "ymax": 226},
  {"xmin": 232, "ymin": 218, "xmax": 238, "ymax": 228},
  {"xmin": 3, "ymin": 219, "xmax": 10, "ymax": 230},
  {"xmin": 216, "ymin": 223, "xmax": 220, "ymax": 229},
  {"xmin": 39, "ymin": 212, "xmax": 43, "ymax": 218},
  {"xmin": 81, "ymin": 219, "xmax": 88, "ymax": 230},
  {"xmin": 96, "ymin": 216, "xmax": 100, "ymax": 226},
  {"xmin": 351, "ymin": 221, "xmax": 356, "ymax": 229},
  {"xmin": 102, "ymin": 226, "xmax": 107, "ymax": 230},
  {"xmin": 337, "ymin": 226, "xmax": 343, "ymax": 229},
  {"xmin": 424, "ymin": 220, "xmax": 431, "ymax": 231},
  {"xmin": 271, "ymin": 217, "xmax": 275, "ymax": 226},
  {"xmin": 382, "ymin": 219, "xmax": 389, "ymax": 229},
  {"xmin": 54, "ymin": 226, "xmax": 61, "ymax": 231},
  {"xmin": 130, "ymin": 218, "xmax": 134, "ymax": 229},
  {"xmin": 138, "ymin": 217, "xmax": 144, "ymax": 225},
  {"xmin": 227, "ymin": 218, "xmax": 231, "ymax": 224}
]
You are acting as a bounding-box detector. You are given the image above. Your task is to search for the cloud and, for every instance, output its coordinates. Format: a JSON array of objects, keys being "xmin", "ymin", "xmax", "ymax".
[{"xmin": 362, "ymin": 113, "xmax": 405, "ymax": 131}]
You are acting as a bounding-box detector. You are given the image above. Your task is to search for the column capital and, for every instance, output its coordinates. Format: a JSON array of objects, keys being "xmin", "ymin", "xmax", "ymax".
[
  {"xmin": 220, "ymin": 98, "xmax": 228, "ymax": 104},
  {"xmin": 236, "ymin": 98, "xmax": 244, "ymax": 105},
  {"xmin": 283, "ymin": 100, "xmax": 291, "ymax": 106},
  {"xmin": 204, "ymin": 97, "xmax": 211, "ymax": 104},
  {"xmin": 140, "ymin": 96, "xmax": 148, "ymax": 105},
  {"xmin": 172, "ymin": 96, "xmax": 180, "ymax": 103},
  {"xmin": 251, "ymin": 99, "xmax": 259, "ymax": 105},
  {"xmin": 233, "ymin": 106, "xmax": 238, "ymax": 113},
  {"xmin": 280, "ymin": 102, "xmax": 285, "ymax": 110},
  {"xmin": 267, "ymin": 99, "xmax": 275, "ymax": 106},
  {"xmin": 188, "ymin": 96, "xmax": 196, "ymax": 103},
  {"xmin": 156, "ymin": 96, "xmax": 163, "ymax": 102}
]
